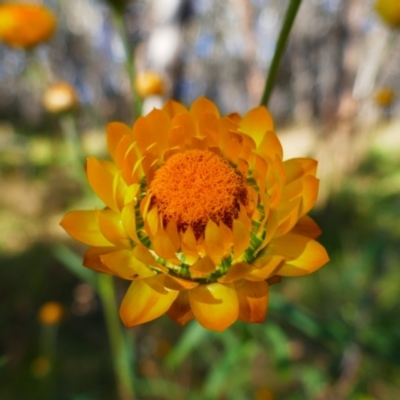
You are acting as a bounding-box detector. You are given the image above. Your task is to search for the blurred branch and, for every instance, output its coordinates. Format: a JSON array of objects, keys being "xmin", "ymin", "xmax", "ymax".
[{"xmin": 260, "ymin": 0, "xmax": 302, "ymax": 107}]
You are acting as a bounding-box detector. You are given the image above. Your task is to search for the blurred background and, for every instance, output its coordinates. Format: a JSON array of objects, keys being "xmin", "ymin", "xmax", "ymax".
[{"xmin": 1, "ymin": 0, "xmax": 400, "ymax": 399}]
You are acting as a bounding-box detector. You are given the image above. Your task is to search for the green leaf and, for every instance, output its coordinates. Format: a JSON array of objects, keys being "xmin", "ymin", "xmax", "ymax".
[{"xmin": 164, "ymin": 322, "xmax": 209, "ymax": 369}]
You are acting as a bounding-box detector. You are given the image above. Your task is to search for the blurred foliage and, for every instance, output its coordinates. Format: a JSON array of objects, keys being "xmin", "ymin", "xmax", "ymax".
[{"xmin": 2, "ymin": 0, "xmax": 400, "ymax": 399}]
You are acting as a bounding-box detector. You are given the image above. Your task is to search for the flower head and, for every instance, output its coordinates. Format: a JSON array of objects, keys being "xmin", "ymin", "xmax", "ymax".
[
  {"xmin": 38, "ymin": 301, "xmax": 64, "ymax": 325},
  {"xmin": 375, "ymin": 0, "xmax": 400, "ymax": 28},
  {"xmin": 374, "ymin": 86, "xmax": 396, "ymax": 107},
  {"xmin": 60, "ymin": 98, "xmax": 329, "ymax": 331},
  {"xmin": 0, "ymin": 3, "xmax": 56, "ymax": 49},
  {"xmin": 135, "ymin": 71, "xmax": 165, "ymax": 98},
  {"xmin": 43, "ymin": 81, "xmax": 79, "ymax": 114}
]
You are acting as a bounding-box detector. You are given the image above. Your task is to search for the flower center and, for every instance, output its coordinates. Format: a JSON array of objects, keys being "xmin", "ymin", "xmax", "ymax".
[{"xmin": 149, "ymin": 150, "xmax": 248, "ymax": 236}]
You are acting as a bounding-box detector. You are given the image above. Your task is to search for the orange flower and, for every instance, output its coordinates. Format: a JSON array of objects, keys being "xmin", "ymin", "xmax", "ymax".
[
  {"xmin": 0, "ymin": 3, "xmax": 56, "ymax": 49},
  {"xmin": 43, "ymin": 81, "xmax": 79, "ymax": 114},
  {"xmin": 135, "ymin": 71, "xmax": 165, "ymax": 98},
  {"xmin": 375, "ymin": 0, "xmax": 400, "ymax": 28},
  {"xmin": 374, "ymin": 87, "xmax": 395, "ymax": 107},
  {"xmin": 60, "ymin": 98, "xmax": 329, "ymax": 331},
  {"xmin": 38, "ymin": 301, "xmax": 64, "ymax": 325}
]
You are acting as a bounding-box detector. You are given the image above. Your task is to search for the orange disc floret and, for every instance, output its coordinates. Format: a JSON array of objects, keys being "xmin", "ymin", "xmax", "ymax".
[{"xmin": 150, "ymin": 150, "xmax": 248, "ymax": 234}]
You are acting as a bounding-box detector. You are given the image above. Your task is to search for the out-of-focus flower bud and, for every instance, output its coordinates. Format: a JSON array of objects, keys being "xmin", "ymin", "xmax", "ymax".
[
  {"xmin": 135, "ymin": 71, "xmax": 165, "ymax": 98},
  {"xmin": 38, "ymin": 301, "xmax": 64, "ymax": 325},
  {"xmin": 0, "ymin": 3, "xmax": 56, "ymax": 49},
  {"xmin": 43, "ymin": 82, "xmax": 79, "ymax": 114},
  {"xmin": 374, "ymin": 87, "xmax": 396, "ymax": 107},
  {"xmin": 31, "ymin": 356, "xmax": 51, "ymax": 378},
  {"xmin": 375, "ymin": 0, "xmax": 400, "ymax": 28}
]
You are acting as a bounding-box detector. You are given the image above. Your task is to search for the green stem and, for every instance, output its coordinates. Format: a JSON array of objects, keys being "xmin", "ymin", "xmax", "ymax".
[
  {"xmin": 98, "ymin": 275, "xmax": 135, "ymax": 400},
  {"xmin": 59, "ymin": 113, "xmax": 87, "ymax": 187},
  {"xmin": 260, "ymin": 0, "xmax": 302, "ymax": 107},
  {"xmin": 113, "ymin": 10, "xmax": 142, "ymax": 119}
]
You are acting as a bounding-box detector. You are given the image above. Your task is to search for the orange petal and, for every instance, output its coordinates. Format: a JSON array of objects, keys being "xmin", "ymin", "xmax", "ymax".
[
  {"xmin": 151, "ymin": 228, "xmax": 180, "ymax": 262},
  {"xmin": 247, "ymin": 255, "xmax": 285, "ymax": 281},
  {"xmin": 144, "ymin": 108, "xmax": 170, "ymax": 156},
  {"xmin": 284, "ymin": 158, "xmax": 318, "ymax": 184},
  {"xmin": 269, "ymin": 233, "xmax": 329, "ymax": 276},
  {"xmin": 113, "ymin": 171, "xmax": 127, "ymax": 211},
  {"xmin": 123, "ymin": 144, "xmax": 144, "ymax": 185},
  {"xmin": 274, "ymin": 197, "xmax": 302, "ymax": 238},
  {"xmin": 132, "ymin": 244, "xmax": 168, "ymax": 273},
  {"xmin": 190, "ymin": 97, "xmax": 220, "ymax": 120},
  {"xmin": 162, "ymin": 99, "xmax": 187, "ymax": 118},
  {"xmin": 258, "ymin": 131, "xmax": 283, "ymax": 161},
  {"xmin": 300, "ymin": 175, "xmax": 319, "ymax": 217},
  {"xmin": 119, "ymin": 275, "xmax": 179, "ymax": 327},
  {"xmin": 235, "ymin": 280, "xmax": 269, "ymax": 323},
  {"xmin": 163, "ymin": 275, "xmax": 199, "ymax": 290},
  {"xmin": 165, "ymin": 220, "xmax": 181, "ymax": 252},
  {"xmin": 60, "ymin": 210, "xmax": 112, "ymax": 246},
  {"xmin": 145, "ymin": 206, "xmax": 159, "ymax": 237},
  {"xmin": 132, "ymin": 117, "xmax": 158, "ymax": 156},
  {"xmin": 204, "ymin": 220, "xmax": 225, "ymax": 265},
  {"xmin": 217, "ymin": 262, "xmax": 254, "ymax": 283},
  {"xmin": 83, "ymin": 246, "xmax": 116, "ymax": 274},
  {"xmin": 190, "ymin": 255, "xmax": 216, "ymax": 279},
  {"xmin": 181, "ymin": 226, "xmax": 200, "ymax": 264},
  {"xmin": 124, "ymin": 184, "xmax": 140, "ymax": 206},
  {"xmin": 100, "ymin": 249, "xmax": 155, "ymax": 280},
  {"xmin": 86, "ymin": 158, "xmax": 119, "ymax": 210},
  {"xmin": 166, "ymin": 290, "xmax": 194, "ymax": 325},
  {"xmin": 113, "ymin": 134, "xmax": 133, "ymax": 169},
  {"xmin": 291, "ymin": 215, "xmax": 322, "ymax": 239},
  {"xmin": 97, "ymin": 209, "xmax": 131, "ymax": 248},
  {"xmin": 239, "ymin": 106, "xmax": 274, "ymax": 147},
  {"xmin": 224, "ymin": 132, "xmax": 243, "ymax": 165},
  {"xmin": 106, "ymin": 122, "xmax": 131, "ymax": 162},
  {"xmin": 232, "ymin": 219, "xmax": 251, "ymax": 260},
  {"xmin": 225, "ymin": 112, "xmax": 242, "ymax": 123},
  {"xmin": 188, "ymin": 283, "xmax": 239, "ymax": 331},
  {"xmin": 197, "ymin": 112, "xmax": 219, "ymax": 146},
  {"xmin": 170, "ymin": 112, "xmax": 196, "ymax": 146},
  {"xmin": 121, "ymin": 203, "xmax": 141, "ymax": 245}
]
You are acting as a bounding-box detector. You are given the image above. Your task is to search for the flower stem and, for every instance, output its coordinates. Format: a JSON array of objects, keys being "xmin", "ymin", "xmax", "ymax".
[
  {"xmin": 259, "ymin": 0, "xmax": 302, "ymax": 107},
  {"xmin": 59, "ymin": 112, "xmax": 85, "ymax": 171},
  {"xmin": 98, "ymin": 274, "xmax": 135, "ymax": 400},
  {"xmin": 112, "ymin": 10, "xmax": 142, "ymax": 119}
]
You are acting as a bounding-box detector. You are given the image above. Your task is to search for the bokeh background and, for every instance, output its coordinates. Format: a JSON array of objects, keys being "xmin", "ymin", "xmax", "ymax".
[{"xmin": 1, "ymin": 0, "xmax": 400, "ymax": 399}]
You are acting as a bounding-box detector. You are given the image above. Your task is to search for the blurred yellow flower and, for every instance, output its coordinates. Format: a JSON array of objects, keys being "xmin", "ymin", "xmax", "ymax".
[
  {"xmin": 0, "ymin": 3, "xmax": 56, "ymax": 49},
  {"xmin": 38, "ymin": 301, "xmax": 64, "ymax": 325},
  {"xmin": 43, "ymin": 82, "xmax": 79, "ymax": 114},
  {"xmin": 135, "ymin": 71, "xmax": 165, "ymax": 98},
  {"xmin": 375, "ymin": 0, "xmax": 400, "ymax": 28},
  {"xmin": 374, "ymin": 87, "xmax": 395, "ymax": 107},
  {"xmin": 60, "ymin": 97, "xmax": 329, "ymax": 331},
  {"xmin": 31, "ymin": 356, "xmax": 51, "ymax": 378}
]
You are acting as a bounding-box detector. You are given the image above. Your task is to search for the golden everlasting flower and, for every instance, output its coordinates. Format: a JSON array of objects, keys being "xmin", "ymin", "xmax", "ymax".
[
  {"xmin": 375, "ymin": 0, "xmax": 400, "ymax": 28},
  {"xmin": 374, "ymin": 87, "xmax": 395, "ymax": 107},
  {"xmin": 135, "ymin": 71, "xmax": 165, "ymax": 98},
  {"xmin": 38, "ymin": 301, "xmax": 64, "ymax": 325},
  {"xmin": 43, "ymin": 81, "xmax": 79, "ymax": 114},
  {"xmin": 61, "ymin": 98, "xmax": 329, "ymax": 331},
  {"xmin": 0, "ymin": 3, "xmax": 56, "ymax": 49}
]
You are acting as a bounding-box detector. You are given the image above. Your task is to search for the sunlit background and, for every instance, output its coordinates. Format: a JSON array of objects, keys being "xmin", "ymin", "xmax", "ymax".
[{"xmin": 1, "ymin": 0, "xmax": 400, "ymax": 399}]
